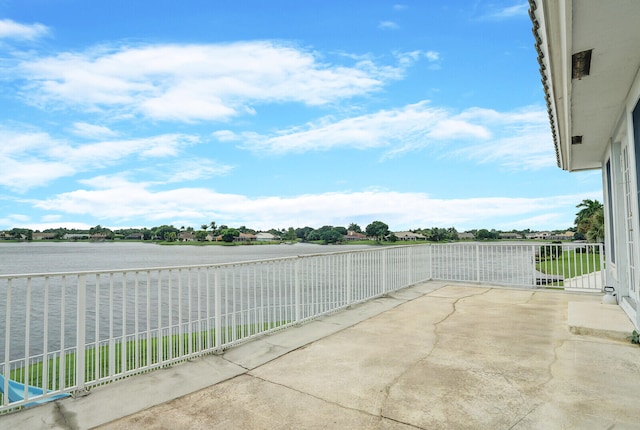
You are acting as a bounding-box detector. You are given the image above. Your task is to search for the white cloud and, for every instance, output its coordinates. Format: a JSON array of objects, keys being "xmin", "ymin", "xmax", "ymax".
[
  {"xmin": 70, "ymin": 122, "xmax": 118, "ymax": 139},
  {"xmin": 483, "ymin": 3, "xmax": 528, "ymax": 20},
  {"xmin": 29, "ymin": 179, "xmax": 598, "ymax": 231},
  {"xmin": 234, "ymin": 101, "xmax": 489, "ymax": 155},
  {"xmin": 229, "ymin": 101, "xmax": 552, "ymax": 168},
  {"xmin": 378, "ymin": 21, "xmax": 399, "ymax": 30},
  {"xmin": 0, "ymin": 19, "xmax": 49, "ymax": 40},
  {"xmin": 17, "ymin": 42, "xmax": 405, "ymax": 122},
  {"xmin": 452, "ymin": 107, "xmax": 556, "ymax": 169},
  {"xmin": 425, "ymin": 51, "xmax": 440, "ymax": 62},
  {"xmin": 0, "ymin": 128, "xmax": 201, "ymax": 192},
  {"xmin": 143, "ymin": 159, "xmax": 234, "ymax": 183}
]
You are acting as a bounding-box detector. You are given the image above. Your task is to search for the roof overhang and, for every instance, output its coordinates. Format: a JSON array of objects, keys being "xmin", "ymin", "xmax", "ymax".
[{"xmin": 530, "ymin": 0, "xmax": 640, "ymax": 171}]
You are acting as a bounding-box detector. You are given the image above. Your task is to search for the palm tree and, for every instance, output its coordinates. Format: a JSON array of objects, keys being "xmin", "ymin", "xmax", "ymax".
[
  {"xmin": 586, "ymin": 206, "xmax": 605, "ymax": 242},
  {"xmin": 575, "ymin": 199, "xmax": 604, "ymax": 242},
  {"xmin": 575, "ymin": 199, "xmax": 603, "ymax": 234}
]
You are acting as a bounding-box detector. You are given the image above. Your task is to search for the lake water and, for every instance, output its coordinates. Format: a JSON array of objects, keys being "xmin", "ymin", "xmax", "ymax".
[{"xmin": 0, "ymin": 241, "xmax": 373, "ymax": 275}]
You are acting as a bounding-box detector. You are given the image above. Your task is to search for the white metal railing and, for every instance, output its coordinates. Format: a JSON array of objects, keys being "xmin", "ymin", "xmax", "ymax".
[{"xmin": 0, "ymin": 242, "xmax": 603, "ymax": 412}]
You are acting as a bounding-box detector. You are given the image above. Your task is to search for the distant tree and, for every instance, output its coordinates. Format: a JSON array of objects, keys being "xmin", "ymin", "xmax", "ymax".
[
  {"xmin": 88, "ymin": 225, "xmax": 113, "ymax": 239},
  {"xmin": 306, "ymin": 230, "xmax": 321, "ymax": 241},
  {"xmin": 575, "ymin": 199, "xmax": 602, "ymax": 229},
  {"xmin": 575, "ymin": 199, "xmax": 604, "ymax": 242},
  {"xmin": 428, "ymin": 227, "xmax": 446, "ymax": 242},
  {"xmin": 201, "ymin": 224, "xmax": 208, "ymax": 231},
  {"xmin": 209, "ymin": 221, "xmax": 218, "ymax": 234},
  {"xmin": 284, "ymin": 227, "xmax": 297, "ymax": 241},
  {"xmin": 476, "ymin": 228, "xmax": 495, "ymax": 240},
  {"xmin": 320, "ymin": 229, "xmax": 343, "ymax": 244},
  {"xmin": 586, "ymin": 206, "xmax": 605, "ymax": 242},
  {"xmin": 220, "ymin": 228, "xmax": 240, "ymax": 243},
  {"xmin": 295, "ymin": 227, "xmax": 315, "ymax": 240},
  {"xmin": 347, "ymin": 223, "xmax": 362, "ymax": 233},
  {"xmin": 388, "ymin": 232, "xmax": 397, "ymax": 243},
  {"xmin": 334, "ymin": 226, "xmax": 347, "ymax": 235},
  {"xmin": 195, "ymin": 230, "xmax": 208, "ymax": 241},
  {"xmin": 366, "ymin": 221, "xmax": 389, "ymax": 242},
  {"xmin": 10, "ymin": 228, "xmax": 33, "ymax": 240},
  {"xmin": 164, "ymin": 231, "xmax": 177, "ymax": 242},
  {"xmin": 153, "ymin": 225, "xmax": 179, "ymax": 241}
]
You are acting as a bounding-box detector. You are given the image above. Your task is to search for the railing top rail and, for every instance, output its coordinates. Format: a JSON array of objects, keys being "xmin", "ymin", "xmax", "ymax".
[{"xmin": 0, "ymin": 244, "xmax": 426, "ymax": 279}]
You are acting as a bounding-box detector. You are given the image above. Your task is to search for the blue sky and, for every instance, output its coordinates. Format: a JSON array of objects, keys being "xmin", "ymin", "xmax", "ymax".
[{"xmin": 0, "ymin": 1, "xmax": 601, "ymax": 232}]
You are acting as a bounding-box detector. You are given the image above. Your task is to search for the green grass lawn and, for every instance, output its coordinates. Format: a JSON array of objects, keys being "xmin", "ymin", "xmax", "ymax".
[{"xmin": 536, "ymin": 249, "xmax": 602, "ymax": 278}]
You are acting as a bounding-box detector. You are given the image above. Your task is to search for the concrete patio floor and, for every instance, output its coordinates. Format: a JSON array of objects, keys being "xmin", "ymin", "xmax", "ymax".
[{"xmin": 3, "ymin": 281, "xmax": 640, "ymax": 429}]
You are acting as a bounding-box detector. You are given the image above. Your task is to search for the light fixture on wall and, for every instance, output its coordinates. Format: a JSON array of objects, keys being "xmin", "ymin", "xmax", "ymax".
[{"xmin": 572, "ymin": 49, "xmax": 592, "ymax": 79}]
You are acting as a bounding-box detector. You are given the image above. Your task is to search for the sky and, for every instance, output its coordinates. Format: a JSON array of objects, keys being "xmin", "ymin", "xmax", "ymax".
[{"xmin": 0, "ymin": 0, "xmax": 602, "ymax": 233}]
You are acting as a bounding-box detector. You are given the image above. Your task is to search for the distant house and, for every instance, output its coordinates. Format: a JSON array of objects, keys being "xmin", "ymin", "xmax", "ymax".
[
  {"xmin": 256, "ymin": 232, "xmax": 278, "ymax": 241},
  {"xmin": 394, "ymin": 231, "xmax": 426, "ymax": 241},
  {"xmin": 499, "ymin": 233, "xmax": 521, "ymax": 240},
  {"xmin": 125, "ymin": 233, "xmax": 144, "ymax": 240},
  {"xmin": 548, "ymin": 231, "xmax": 575, "ymax": 241},
  {"xmin": 64, "ymin": 233, "xmax": 88, "ymax": 240},
  {"xmin": 33, "ymin": 232, "xmax": 57, "ymax": 240},
  {"xmin": 458, "ymin": 232, "xmax": 475, "ymax": 240},
  {"xmin": 344, "ymin": 230, "xmax": 367, "ymax": 241},
  {"xmin": 178, "ymin": 231, "xmax": 196, "ymax": 242},
  {"xmin": 235, "ymin": 233, "xmax": 256, "ymax": 242},
  {"xmin": 525, "ymin": 232, "xmax": 551, "ymax": 240}
]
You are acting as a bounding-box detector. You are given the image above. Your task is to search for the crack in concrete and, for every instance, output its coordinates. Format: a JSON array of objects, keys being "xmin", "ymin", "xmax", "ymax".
[
  {"xmin": 375, "ymin": 288, "xmax": 492, "ymax": 422},
  {"xmin": 523, "ymin": 290, "xmax": 537, "ymax": 304},
  {"xmin": 539, "ymin": 338, "xmax": 566, "ymax": 389},
  {"xmin": 52, "ymin": 401, "xmax": 79, "ymax": 430},
  {"xmin": 507, "ymin": 403, "xmax": 540, "ymax": 429},
  {"xmin": 248, "ymin": 374, "xmax": 426, "ymax": 429}
]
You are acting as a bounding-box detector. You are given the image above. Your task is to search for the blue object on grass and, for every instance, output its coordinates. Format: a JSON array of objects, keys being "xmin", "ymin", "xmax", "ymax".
[{"xmin": 0, "ymin": 374, "xmax": 71, "ymax": 407}]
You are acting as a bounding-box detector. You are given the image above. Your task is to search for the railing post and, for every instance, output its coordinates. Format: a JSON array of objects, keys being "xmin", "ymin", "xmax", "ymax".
[
  {"xmin": 531, "ymin": 245, "xmax": 537, "ymax": 286},
  {"xmin": 475, "ymin": 244, "xmax": 481, "ymax": 283},
  {"xmin": 408, "ymin": 246, "xmax": 414, "ymax": 285},
  {"xmin": 382, "ymin": 249, "xmax": 388, "ymax": 293},
  {"xmin": 428, "ymin": 244, "xmax": 433, "ymax": 280},
  {"xmin": 3, "ymin": 279, "xmax": 11, "ymax": 407},
  {"xmin": 599, "ymin": 243, "xmax": 605, "ymax": 291},
  {"xmin": 295, "ymin": 258, "xmax": 301, "ymax": 322},
  {"xmin": 76, "ymin": 274, "xmax": 87, "ymax": 395},
  {"xmin": 346, "ymin": 254, "xmax": 352, "ymax": 306},
  {"xmin": 214, "ymin": 269, "xmax": 221, "ymax": 349}
]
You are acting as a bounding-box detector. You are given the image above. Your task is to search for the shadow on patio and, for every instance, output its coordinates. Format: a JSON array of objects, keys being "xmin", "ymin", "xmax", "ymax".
[{"xmin": 4, "ymin": 281, "xmax": 640, "ymax": 429}]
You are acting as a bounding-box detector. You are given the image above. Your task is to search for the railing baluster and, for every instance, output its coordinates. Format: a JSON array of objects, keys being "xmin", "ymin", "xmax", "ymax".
[
  {"xmin": 76, "ymin": 274, "xmax": 87, "ymax": 394},
  {"xmin": 42, "ymin": 277, "xmax": 49, "ymax": 393}
]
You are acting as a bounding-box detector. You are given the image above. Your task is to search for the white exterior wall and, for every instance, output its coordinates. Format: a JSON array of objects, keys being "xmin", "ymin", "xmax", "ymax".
[{"xmin": 605, "ymin": 69, "xmax": 640, "ymax": 330}]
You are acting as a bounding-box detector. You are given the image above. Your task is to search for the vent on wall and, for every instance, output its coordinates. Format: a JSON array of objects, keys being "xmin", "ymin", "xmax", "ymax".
[
  {"xmin": 572, "ymin": 136, "xmax": 583, "ymax": 145},
  {"xmin": 572, "ymin": 50, "xmax": 592, "ymax": 79}
]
